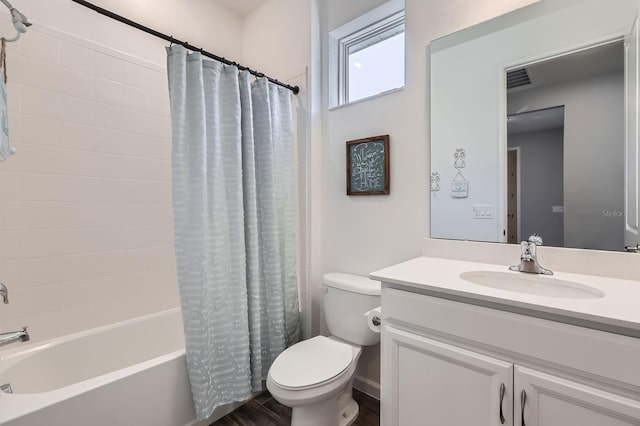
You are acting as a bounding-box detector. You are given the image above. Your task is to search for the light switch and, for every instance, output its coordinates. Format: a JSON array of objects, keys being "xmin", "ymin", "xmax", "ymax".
[{"xmin": 473, "ymin": 205, "xmax": 495, "ymax": 219}]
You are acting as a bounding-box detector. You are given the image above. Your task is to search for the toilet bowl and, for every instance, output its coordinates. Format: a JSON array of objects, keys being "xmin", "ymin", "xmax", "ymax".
[{"xmin": 267, "ymin": 273, "xmax": 381, "ymax": 426}]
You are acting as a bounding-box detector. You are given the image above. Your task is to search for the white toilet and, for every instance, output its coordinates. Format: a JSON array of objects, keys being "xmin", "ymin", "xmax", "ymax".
[{"xmin": 267, "ymin": 272, "xmax": 381, "ymax": 426}]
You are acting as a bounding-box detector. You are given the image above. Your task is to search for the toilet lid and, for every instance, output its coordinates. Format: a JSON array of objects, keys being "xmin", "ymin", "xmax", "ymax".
[{"xmin": 269, "ymin": 336, "xmax": 353, "ymax": 389}]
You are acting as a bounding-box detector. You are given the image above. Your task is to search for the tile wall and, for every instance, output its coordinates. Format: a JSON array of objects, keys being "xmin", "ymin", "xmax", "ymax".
[{"xmin": 0, "ymin": 14, "xmax": 178, "ymax": 344}]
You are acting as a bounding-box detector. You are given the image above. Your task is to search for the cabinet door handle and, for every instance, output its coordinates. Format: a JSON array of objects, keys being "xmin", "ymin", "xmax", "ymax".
[
  {"xmin": 499, "ymin": 382, "xmax": 506, "ymax": 424},
  {"xmin": 521, "ymin": 389, "xmax": 527, "ymax": 426}
]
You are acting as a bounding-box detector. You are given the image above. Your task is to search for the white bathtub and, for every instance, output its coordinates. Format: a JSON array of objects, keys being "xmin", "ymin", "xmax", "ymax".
[{"xmin": 0, "ymin": 308, "xmax": 234, "ymax": 426}]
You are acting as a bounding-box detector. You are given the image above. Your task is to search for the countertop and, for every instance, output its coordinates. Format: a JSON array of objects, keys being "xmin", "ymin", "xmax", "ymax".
[{"xmin": 370, "ymin": 256, "xmax": 640, "ymax": 338}]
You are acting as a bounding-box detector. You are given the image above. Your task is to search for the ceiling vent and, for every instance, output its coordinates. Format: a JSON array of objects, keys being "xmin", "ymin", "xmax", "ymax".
[{"xmin": 507, "ymin": 68, "xmax": 531, "ymax": 89}]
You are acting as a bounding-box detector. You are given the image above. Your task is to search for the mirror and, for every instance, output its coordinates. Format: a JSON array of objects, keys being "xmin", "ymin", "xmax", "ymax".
[{"xmin": 430, "ymin": 0, "xmax": 640, "ymax": 252}]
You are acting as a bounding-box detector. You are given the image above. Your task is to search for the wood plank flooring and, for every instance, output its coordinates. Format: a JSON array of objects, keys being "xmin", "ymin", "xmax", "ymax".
[{"xmin": 210, "ymin": 389, "xmax": 380, "ymax": 426}]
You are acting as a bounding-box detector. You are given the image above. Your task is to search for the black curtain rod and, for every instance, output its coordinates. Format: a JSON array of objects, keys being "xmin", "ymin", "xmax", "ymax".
[{"xmin": 70, "ymin": 0, "xmax": 300, "ymax": 95}]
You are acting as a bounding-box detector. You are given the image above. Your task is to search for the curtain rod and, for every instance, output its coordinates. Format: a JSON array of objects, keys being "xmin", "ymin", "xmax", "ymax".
[{"xmin": 70, "ymin": 0, "xmax": 300, "ymax": 95}]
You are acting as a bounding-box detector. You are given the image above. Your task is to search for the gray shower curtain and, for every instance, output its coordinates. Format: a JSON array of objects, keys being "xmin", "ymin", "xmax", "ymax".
[{"xmin": 166, "ymin": 45, "xmax": 301, "ymax": 420}]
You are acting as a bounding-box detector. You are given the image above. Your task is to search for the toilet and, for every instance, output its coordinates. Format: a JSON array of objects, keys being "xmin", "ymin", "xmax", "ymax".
[{"xmin": 267, "ymin": 272, "xmax": 381, "ymax": 426}]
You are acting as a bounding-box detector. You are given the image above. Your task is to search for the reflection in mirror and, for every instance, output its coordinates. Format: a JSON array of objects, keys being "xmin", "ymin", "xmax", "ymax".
[
  {"xmin": 507, "ymin": 106, "xmax": 565, "ymax": 246},
  {"xmin": 506, "ymin": 41, "xmax": 624, "ymax": 251},
  {"xmin": 429, "ymin": 0, "xmax": 640, "ymax": 253}
]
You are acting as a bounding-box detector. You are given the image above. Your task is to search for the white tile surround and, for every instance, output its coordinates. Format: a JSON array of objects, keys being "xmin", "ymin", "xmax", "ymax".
[{"xmin": 0, "ymin": 14, "xmax": 178, "ymax": 344}]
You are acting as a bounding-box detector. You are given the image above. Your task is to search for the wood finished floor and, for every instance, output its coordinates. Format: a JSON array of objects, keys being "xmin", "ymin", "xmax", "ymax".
[{"xmin": 210, "ymin": 389, "xmax": 380, "ymax": 426}]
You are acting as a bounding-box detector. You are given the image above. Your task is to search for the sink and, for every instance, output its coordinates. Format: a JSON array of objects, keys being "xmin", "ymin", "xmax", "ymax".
[{"xmin": 459, "ymin": 271, "xmax": 605, "ymax": 299}]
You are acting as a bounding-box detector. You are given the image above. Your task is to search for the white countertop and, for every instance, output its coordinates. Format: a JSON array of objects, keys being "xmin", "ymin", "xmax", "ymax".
[{"xmin": 370, "ymin": 256, "xmax": 640, "ymax": 337}]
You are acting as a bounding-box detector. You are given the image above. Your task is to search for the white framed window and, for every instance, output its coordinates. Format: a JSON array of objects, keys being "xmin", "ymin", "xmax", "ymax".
[{"xmin": 329, "ymin": 1, "xmax": 405, "ymax": 107}]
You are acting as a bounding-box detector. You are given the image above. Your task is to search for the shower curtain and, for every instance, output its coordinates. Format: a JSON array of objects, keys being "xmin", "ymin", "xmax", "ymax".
[{"xmin": 166, "ymin": 45, "xmax": 301, "ymax": 420}]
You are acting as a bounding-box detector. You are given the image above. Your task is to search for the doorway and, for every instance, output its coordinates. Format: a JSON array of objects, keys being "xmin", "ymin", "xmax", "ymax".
[{"xmin": 507, "ymin": 106, "xmax": 565, "ymax": 247}]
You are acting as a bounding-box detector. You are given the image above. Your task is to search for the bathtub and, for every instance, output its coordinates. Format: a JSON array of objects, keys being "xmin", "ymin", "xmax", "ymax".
[{"xmin": 0, "ymin": 308, "xmax": 235, "ymax": 426}]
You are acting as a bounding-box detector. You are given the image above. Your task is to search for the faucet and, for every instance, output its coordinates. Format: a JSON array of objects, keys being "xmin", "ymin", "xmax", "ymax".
[
  {"xmin": 0, "ymin": 284, "xmax": 31, "ymax": 347},
  {"xmin": 0, "ymin": 327, "xmax": 29, "ymax": 347},
  {"xmin": 625, "ymin": 244, "xmax": 640, "ymax": 253},
  {"xmin": 509, "ymin": 234, "xmax": 553, "ymax": 275},
  {"xmin": 0, "ymin": 283, "xmax": 7, "ymax": 304}
]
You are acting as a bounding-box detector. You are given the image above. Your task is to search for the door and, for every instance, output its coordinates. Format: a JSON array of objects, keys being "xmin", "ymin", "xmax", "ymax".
[
  {"xmin": 507, "ymin": 148, "xmax": 519, "ymax": 243},
  {"xmin": 381, "ymin": 325, "xmax": 513, "ymax": 426},
  {"xmin": 625, "ymin": 12, "xmax": 639, "ymax": 248},
  {"xmin": 515, "ymin": 366, "xmax": 640, "ymax": 426}
]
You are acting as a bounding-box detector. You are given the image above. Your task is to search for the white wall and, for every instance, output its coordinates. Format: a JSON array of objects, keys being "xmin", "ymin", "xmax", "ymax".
[
  {"xmin": 430, "ymin": 0, "xmax": 636, "ymax": 244},
  {"xmin": 243, "ymin": 0, "xmax": 309, "ymax": 83},
  {"xmin": 0, "ymin": 0, "xmax": 243, "ymax": 345},
  {"xmin": 17, "ymin": 0, "xmax": 243, "ymax": 65},
  {"xmin": 318, "ymin": 0, "xmax": 540, "ymax": 394},
  {"xmin": 508, "ymin": 71, "xmax": 625, "ymax": 251}
]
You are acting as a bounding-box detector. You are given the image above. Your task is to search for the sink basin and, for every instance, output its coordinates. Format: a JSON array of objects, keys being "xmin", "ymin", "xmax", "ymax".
[{"xmin": 459, "ymin": 271, "xmax": 605, "ymax": 299}]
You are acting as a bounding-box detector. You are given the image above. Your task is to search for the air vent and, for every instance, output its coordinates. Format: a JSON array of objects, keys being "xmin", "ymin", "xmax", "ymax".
[{"xmin": 507, "ymin": 68, "xmax": 531, "ymax": 89}]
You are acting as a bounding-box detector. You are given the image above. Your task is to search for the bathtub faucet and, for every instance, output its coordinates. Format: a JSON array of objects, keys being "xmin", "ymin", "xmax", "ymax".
[
  {"xmin": 0, "ymin": 327, "xmax": 30, "ymax": 347},
  {"xmin": 0, "ymin": 283, "xmax": 7, "ymax": 304},
  {"xmin": 0, "ymin": 284, "xmax": 31, "ymax": 347}
]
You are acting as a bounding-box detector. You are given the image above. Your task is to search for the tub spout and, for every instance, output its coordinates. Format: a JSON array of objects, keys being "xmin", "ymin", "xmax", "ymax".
[
  {"xmin": 0, "ymin": 283, "xmax": 7, "ymax": 304},
  {"xmin": 0, "ymin": 326, "xmax": 29, "ymax": 347}
]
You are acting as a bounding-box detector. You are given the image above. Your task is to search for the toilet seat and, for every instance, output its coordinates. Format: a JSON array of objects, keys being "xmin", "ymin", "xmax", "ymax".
[{"xmin": 269, "ymin": 336, "xmax": 353, "ymax": 390}]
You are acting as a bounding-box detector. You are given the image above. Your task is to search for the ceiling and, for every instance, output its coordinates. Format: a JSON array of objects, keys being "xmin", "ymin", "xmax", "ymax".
[
  {"xmin": 508, "ymin": 41, "xmax": 624, "ymax": 93},
  {"xmin": 213, "ymin": 0, "xmax": 269, "ymax": 17},
  {"xmin": 508, "ymin": 106, "xmax": 564, "ymax": 135},
  {"xmin": 507, "ymin": 41, "xmax": 623, "ymax": 135}
]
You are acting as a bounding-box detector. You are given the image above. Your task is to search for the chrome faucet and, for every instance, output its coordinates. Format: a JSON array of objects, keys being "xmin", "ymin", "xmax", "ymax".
[
  {"xmin": 0, "ymin": 327, "xmax": 29, "ymax": 347},
  {"xmin": 0, "ymin": 283, "xmax": 7, "ymax": 304},
  {"xmin": 625, "ymin": 244, "xmax": 640, "ymax": 253},
  {"xmin": 0, "ymin": 284, "xmax": 31, "ymax": 347},
  {"xmin": 509, "ymin": 234, "xmax": 553, "ymax": 275}
]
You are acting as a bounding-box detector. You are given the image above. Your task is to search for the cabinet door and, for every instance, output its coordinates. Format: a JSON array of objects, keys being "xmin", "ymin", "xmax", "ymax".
[
  {"xmin": 381, "ymin": 325, "xmax": 513, "ymax": 426},
  {"xmin": 515, "ymin": 366, "xmax": 640, "ymax": 426}
]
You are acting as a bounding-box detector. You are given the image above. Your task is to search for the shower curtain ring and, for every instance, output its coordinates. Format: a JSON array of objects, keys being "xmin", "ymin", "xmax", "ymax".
[{"xmin": 169, "ymin": 35, "xmax": 174, "ymax": 46}]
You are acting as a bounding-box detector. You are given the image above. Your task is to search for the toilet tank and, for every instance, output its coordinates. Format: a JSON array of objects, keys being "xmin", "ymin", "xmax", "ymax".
[{"xmin": 322, "ymin": 273, "xmax": 381, "ymax": 346}]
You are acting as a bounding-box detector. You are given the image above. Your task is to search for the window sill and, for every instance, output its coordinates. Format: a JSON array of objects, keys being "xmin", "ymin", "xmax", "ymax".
[{"xmin": 328, "ymin": 86, "xmax": 405, "ymax": 111}]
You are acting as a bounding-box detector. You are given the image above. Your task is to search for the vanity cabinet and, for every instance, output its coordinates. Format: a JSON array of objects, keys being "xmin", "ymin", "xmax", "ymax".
[
  {"xmin": 380, "ymin": 287, "xmax": 640, "ymax": 426},
  {"xmin": 515, "ymin": 367, "xmax": 640, "ymax": 426},
  {"xmin": 383, "ymin": 326, "xmax": 513, "ymax": 426}
]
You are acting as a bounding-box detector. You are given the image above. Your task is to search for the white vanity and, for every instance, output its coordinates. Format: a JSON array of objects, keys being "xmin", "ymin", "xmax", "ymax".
[
  {"xmin": 372, "ymin": 252, "xmax": 640, "ymax": 426},
  {"xmin": 371, "ymin": 240, "xmax": 640, "ymax": 426}
]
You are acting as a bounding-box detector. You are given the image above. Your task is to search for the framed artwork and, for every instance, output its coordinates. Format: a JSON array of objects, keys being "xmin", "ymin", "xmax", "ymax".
[{"xmin": 346, "ymin": 135, "xmax": 390, "ymax": 195}]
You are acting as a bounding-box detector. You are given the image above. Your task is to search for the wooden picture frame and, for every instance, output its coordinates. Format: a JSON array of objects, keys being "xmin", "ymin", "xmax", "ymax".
[{"xmin": 346, "ymin": 135, "xmax": 390, "ymax": 195}]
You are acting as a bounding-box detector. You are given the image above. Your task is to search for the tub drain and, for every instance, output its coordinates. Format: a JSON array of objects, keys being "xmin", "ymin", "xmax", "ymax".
[{"xmin": 0, "ymin": 383, "xmax": 12, "ymax": 393}]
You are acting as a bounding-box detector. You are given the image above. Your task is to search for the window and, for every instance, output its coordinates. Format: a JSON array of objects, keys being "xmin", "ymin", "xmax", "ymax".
[{"xmin": 330, "ymin": 5, "xmax": 405, "ymax": 106}]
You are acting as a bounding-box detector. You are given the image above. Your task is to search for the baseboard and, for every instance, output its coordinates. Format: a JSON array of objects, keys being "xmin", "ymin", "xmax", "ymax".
[{"xmin": 353, "ymin": 374, "xmax": 380, "ymax": 400}]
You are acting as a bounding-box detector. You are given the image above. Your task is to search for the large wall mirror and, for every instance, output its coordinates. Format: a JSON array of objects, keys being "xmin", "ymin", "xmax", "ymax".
[{"xmin": 430, "ymin": 0, "xmax": 640, "ymax": 252}]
